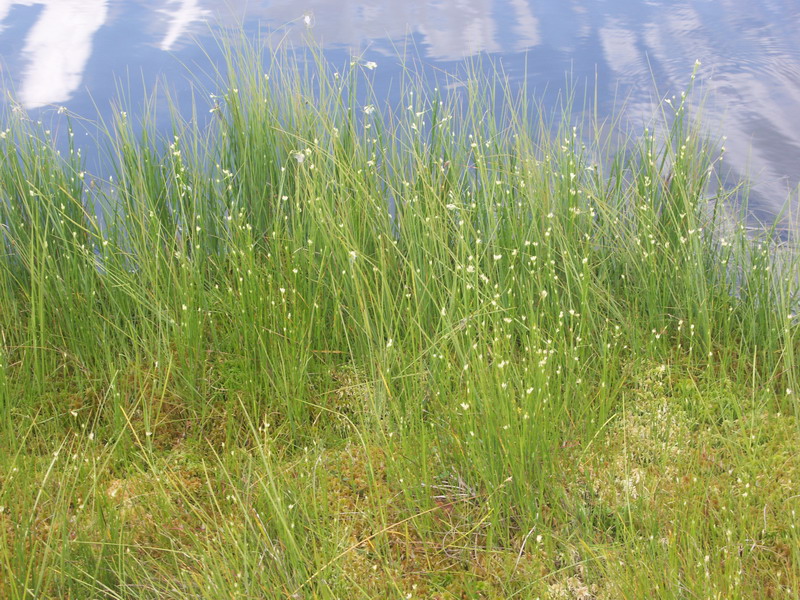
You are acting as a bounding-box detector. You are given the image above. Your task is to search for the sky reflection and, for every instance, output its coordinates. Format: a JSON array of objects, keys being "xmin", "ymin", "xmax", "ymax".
[{"xmin": 0, "ymin": 0, "xmax": 798, "ymax": 222}]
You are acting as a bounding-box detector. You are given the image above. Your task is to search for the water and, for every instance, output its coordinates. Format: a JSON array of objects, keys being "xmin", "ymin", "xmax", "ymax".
[{"xmin": 1, "ymin": 0, "xmax": 799, "ymax": 228}]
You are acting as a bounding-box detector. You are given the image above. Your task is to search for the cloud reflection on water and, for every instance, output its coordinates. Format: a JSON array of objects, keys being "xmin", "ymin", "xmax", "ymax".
[{"xmin": 0, "ymin": 0, "xmax": 107, "ymax": 107}]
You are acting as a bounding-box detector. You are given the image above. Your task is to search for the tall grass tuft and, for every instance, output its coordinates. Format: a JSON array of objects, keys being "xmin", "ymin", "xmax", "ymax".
[{"xmin": 0, "ymin": 36, "xmax": 798, "ymax": 599}]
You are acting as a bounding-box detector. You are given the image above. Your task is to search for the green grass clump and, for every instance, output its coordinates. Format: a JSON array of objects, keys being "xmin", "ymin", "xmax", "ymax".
[{"xmin": 0, "ymin": 38, "xmax": 798, "ymax": 599}]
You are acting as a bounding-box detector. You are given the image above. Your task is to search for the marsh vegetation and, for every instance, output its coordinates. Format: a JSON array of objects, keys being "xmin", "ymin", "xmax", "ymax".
[{"xmin": 0, "ymin": 40, "xmax": 798, "ymax": 599}]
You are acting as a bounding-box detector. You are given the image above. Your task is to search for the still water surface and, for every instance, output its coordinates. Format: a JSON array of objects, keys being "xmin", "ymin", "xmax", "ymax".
[{"xmin": 1, "ymin": 0, "xmax": 799, "ymax": 226}]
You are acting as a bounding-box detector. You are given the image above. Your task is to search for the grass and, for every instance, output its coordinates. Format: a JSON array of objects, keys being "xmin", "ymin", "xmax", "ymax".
[{"xmin": 0, "ymin": 36, "xmax": 798, "ymax": 599}]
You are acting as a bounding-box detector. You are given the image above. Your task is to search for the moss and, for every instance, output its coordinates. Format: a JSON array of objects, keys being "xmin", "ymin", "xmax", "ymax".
[{"xmin": 566, "ymin": 363, "xmax": 800, "ymax": 597}]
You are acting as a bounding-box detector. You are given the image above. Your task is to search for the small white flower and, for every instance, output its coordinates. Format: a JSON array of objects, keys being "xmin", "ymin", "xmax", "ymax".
[
  {"xmin": 364, "ymin": 61, "xmax": 377, "ymax": 70},
  {"xmin": 303, "ymin": 13, "xmax": 312, "ymax": 26},
  {"xmin": 460, "ymin": 403, "xmax": 469, "ymax": 411},
  {"xmin": 363, "ymin": 104, "xmax": 375, "ymax": 115},
  {"xmin": 386, "ymin": 338, "xmax": 393, "ymax": 348},
  {"xmin": 292, "ymin": 152, "xmax": 305, "ymax": 164}
]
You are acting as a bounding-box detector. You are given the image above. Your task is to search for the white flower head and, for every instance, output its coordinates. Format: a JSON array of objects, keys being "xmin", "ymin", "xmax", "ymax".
[
  {"xmin": 292, "ymin": 152, "xmax": 305, "ymax": 164},
  {"xmin": 363, "ymin": 104, "xmax": 375, "ymax": 115},
  {"xmin": 364, "ymin": 61, "xmax": 377, "ymax": 70},
  {"xmin": 302, "ymin": 13, "xmax": 312, "ymax": 27}
]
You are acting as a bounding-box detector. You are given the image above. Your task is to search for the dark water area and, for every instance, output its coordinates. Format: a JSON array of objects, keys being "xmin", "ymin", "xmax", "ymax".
[{"xmin": 1, "ymin": 0, "xmax": 799, "ymax": 231}]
